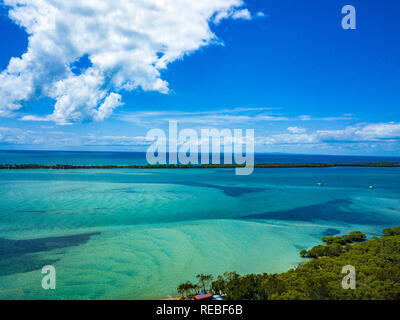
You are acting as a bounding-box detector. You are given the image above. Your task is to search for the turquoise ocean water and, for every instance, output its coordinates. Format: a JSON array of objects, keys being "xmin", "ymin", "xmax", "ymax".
[{"xmin": 0, "ymin": 151, "xmax": 400, "ymax": 299}]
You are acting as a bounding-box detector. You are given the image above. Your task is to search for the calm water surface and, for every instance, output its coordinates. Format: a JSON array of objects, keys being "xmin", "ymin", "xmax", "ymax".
[{"xmin": 0, "ymin": 152, "xmax": 399, "ymax": 299}]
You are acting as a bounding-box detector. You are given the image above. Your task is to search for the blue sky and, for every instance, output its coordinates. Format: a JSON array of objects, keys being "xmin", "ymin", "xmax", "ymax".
[{"xmin": 0, "ymin": 0, "xmax": 399, "ymax": 155}]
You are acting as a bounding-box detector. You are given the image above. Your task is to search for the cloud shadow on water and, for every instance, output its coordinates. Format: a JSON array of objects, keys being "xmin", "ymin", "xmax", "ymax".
[
  {"xmin": 0, "ymin": 232, "xmax": 100, "ymax": 276},
  {"xmin": 240, "ymin": 199, "xmax": 398, "ymax": 226}
]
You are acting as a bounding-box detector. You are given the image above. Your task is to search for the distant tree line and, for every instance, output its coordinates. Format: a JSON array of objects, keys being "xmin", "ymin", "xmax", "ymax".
[{"xmin": 1, "ymin": 163, "xmax": 400, "ymax": 170}]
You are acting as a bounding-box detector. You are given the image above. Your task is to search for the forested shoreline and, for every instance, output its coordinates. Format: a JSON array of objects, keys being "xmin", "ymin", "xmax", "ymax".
[
  {"xmin": 177, "ymin": 227, "xmax": 400, "ymax": 300},
  {"xmin": 0, "ymin": 162, "xmax": 400, "ymax": 170}
]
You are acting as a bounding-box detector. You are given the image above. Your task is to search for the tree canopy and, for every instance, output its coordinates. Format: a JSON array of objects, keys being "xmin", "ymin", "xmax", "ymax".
[{"xmin": 178, "ymin": 227, "xmax": 400, "ymax": 300}]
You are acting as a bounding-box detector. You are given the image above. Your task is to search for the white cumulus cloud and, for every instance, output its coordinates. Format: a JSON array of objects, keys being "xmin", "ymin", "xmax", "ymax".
[
  {"xmin": 1, "ymin": 0, "xmax": 252, "ymax": 124},
  {"xmin": 231, "ymin": 8, "xmax": 251, "ymax": 20},
  {"xmin": 0, "ymin": 126, "xmax": 44, "ymax": 145},
  {"xmin": 260, "ymin": 122, "xmax": 400, "ymax": 146},
  {"xmin": 287, "ymin": 126, "xmax": 307, "ymax": 134},
  {"xmin": 213, "ymin": 7, "xmax": 264, "ymax": 24}
]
